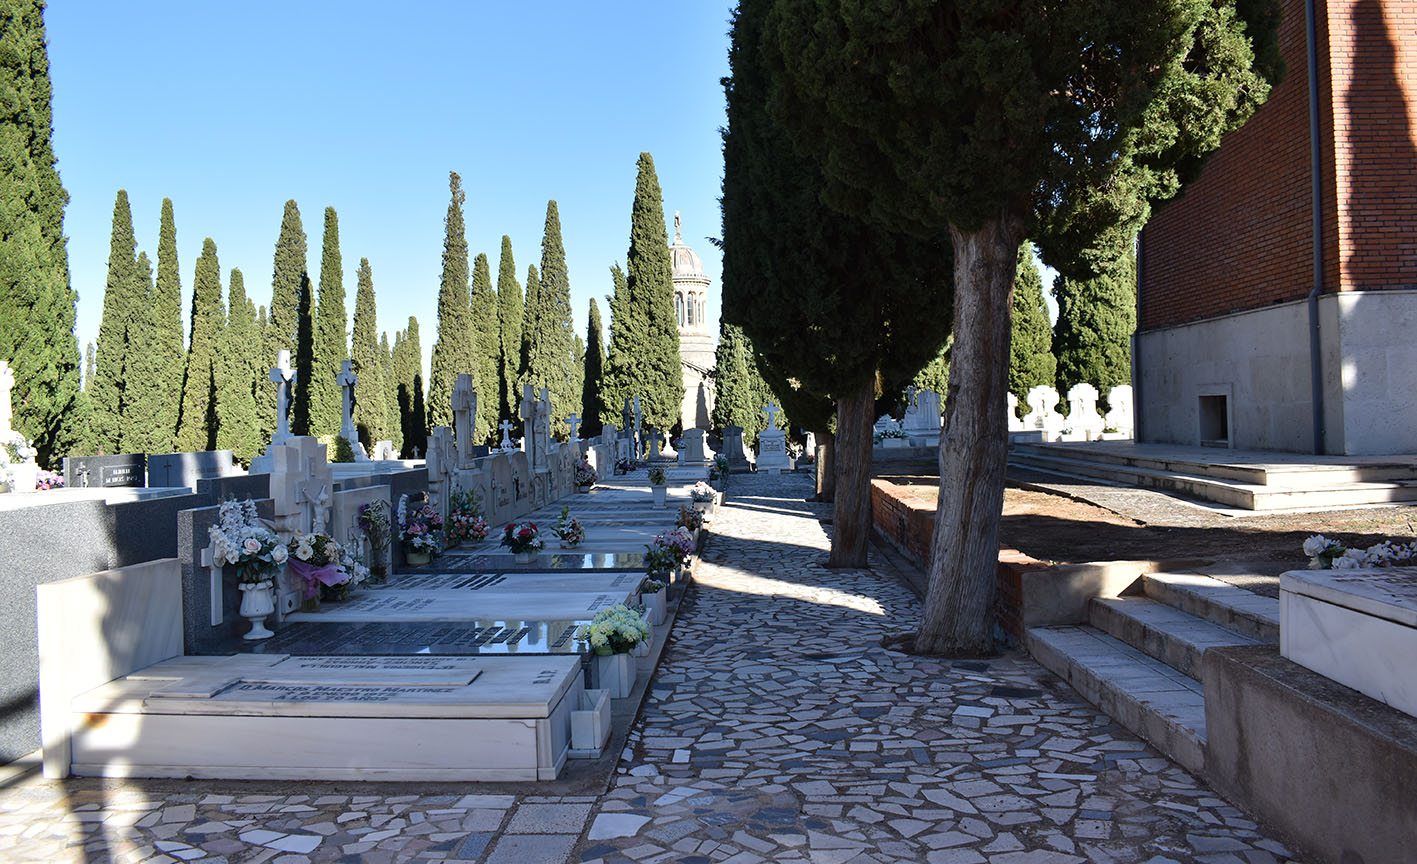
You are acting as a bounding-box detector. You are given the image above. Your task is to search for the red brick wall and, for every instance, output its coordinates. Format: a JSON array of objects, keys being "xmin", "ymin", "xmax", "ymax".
[{"xmin": 1141, "ymin": 0, "xmax": 1338, "ymax": 329}]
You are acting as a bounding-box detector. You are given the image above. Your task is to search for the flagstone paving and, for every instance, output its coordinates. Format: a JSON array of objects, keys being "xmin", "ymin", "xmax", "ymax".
[{"xmin": 0, "ymin": 473, "xmax": 1300, "ymax": 863}]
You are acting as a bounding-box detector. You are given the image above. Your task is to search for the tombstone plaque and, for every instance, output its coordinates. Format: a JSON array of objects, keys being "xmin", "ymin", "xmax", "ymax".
[
  {"xmin": 721, "ymin": 425, "xmax": 751, "ymax": 472},
  {"xmin": 64, "ymin": 454, "xmax": 147, "ymax": 489}
]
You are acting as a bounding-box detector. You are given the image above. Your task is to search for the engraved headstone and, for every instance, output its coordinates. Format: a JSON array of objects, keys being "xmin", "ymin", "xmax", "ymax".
[
  {"xmin": 426, "ymin": 426, "xmax": 456, "ymax": 517},
  {"xmin": 756, "ymin": 404, "xmax": 791, "ymax": 474},
  {"xmin": 1105, "ymin": 384, "xmax": 1134, "ymax": 438},
  {"xmin": 681, "ymin": 428, "xmax": 710, "ymax": 462},
  {"xmin": 452, "ymin": 374, "xmax": 478, "ymax": 467},
  {"xmin": 721, "ymin": 425, "xmax": 751, "ymax": 472},
  {"xmin": 63, "ymin": 453, "xmax": 147, "ymax": 489},
  {"xmin": 1023, "ymin": 385, "xmax": 1063, "ymax": 440},
  {"xmin": 1064, "ymin": 382, "xmax": 1105, "ymax": 441}
]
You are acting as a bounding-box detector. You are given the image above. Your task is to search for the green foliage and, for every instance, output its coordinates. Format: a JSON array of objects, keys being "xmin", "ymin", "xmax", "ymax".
[
  {"xmin": 519, "ymin": 201, "xmax": 578, "ymax": 433},
  {"xmin": 291, "ymin": 270, "xmax": 315, "ymax": 436},
  {"xmin": 721, "ymin": 3, "xmax": 950, "ymax": 419},
  {"xmin": 1010, "ymin": 247, "xmax": 1055, "ymax": 415},
  {"xmin": 379, "ymin": 330, "xmax": 400, "ymax": 453},
  {"xmin": 216, "ymin": 267, "xmax": 261, "ymax": 464},
  {"xmin": 91, "ymin": 190, "xmax": 138, "ymax": 453},
  {"xmin": 602, "ymin": 153, "xmax": 683, "ymax": 432},
  {"xmin": 394, "ymin": 316, "xmax": 426, "ymax": 457},
  {"xmin": 268, "ymin": 200, "xmax": 312, "ymax": 434},
  {"xmin": 148, "ymin": 198, "xmax": 183, "ymax": 448},
  {"xmin": 428, "ymin": 171, "xmax": 471, "ymax": 430},
  {"xmin": 709, "ymin": 323, "xmax": 793, "ymax": 448},
  {"xmin": 495, "ymin": 235, "xmax": 522, "ymax": 432},
  {"xmin": 332, "ymin": 435, "xmax": 355, "ymax": 463},
  {"xmin": 256, "ymin": 304, "xmax": 273, "ymax": 447},
  {"xmin": 176, "ymin": 239, "xmax": 224, "ymax": 452},
  {"xmin": 350, "ymin": 257, "xmax": 389, "ymax": 448},
  {"xmin": 1053, "ymin": 247, "xmax": 1136, "ymax": 407},
  {"xmin": 581, "ymin": 298, "xmax": 606, "ymax": 438},
  {"xmin": 911, "ymin": 337, "xmax": 952, "ymax": 397},
  {"xmin": 469, "ymin": 252, "xmax": 500, "ymax": 444},
  {"xmin": 118, "ymin": 252, "xmax": 158, "ymax": 453},
  {"xmin": 598, "ymin": 263, "xmax": 629, "ymax": 430},
  {"xmin": 311, "ymin": 206, "xmax": 347, "ymax": 437},
  {"xmin": 0, "ymin": 0, "xmax": 83, "ymax": 467}
]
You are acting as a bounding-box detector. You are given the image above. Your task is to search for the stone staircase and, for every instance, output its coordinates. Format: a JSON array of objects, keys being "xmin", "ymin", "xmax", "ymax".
[
  {"xmin": 1026, "ymin": 571, "xmax": 1280, "ymax": 775},
  {"xmin": 1009, "ymin": 441, "xmax": 1417, "ymax": 510}
]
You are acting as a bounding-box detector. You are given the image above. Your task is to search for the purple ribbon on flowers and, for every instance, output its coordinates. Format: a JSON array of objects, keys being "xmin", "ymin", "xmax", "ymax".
[{"xmin": 287, "ymin": 559, "xmax": 348, "ymax": 599}]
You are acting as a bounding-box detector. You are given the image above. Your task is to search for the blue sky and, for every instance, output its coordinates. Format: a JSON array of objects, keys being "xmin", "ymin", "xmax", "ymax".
[{"xmin": 46, "ymin": 1, "xmax": 736, "ymax": 378}]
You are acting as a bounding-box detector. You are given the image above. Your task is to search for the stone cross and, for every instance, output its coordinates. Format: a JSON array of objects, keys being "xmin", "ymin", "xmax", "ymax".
[
  {"xmin": 499, "ymin": 419, "xmax": 515, "ymax": 449},
  {"xmin": 336, "ymin": 360, "xmax": 367, "ymax": 461},
  {"xmin": 426, "ymin": 426, "xmax": 457, "ymax": 517},
  {"xmin": 269, "ymin": 350, "xmax": 297, "ymax": 445},
  {"xmin": 763, "ymin": 402, "xmax": 781, "ymax": 429},
  {"xmin": 520, "ymin": 384, "xmax": 538, "ymax": 460},
  {"xmin": 412, "ymin": 445, "xmax": 420, "ymax": 459},
  {"xmin": 0, "ymin": 359, "xmax": 13, "ymax": 436},
  {"xmin": 533, "ymin": 388, "xmax": 552, "ymax": 470},
  {"xmin": 451, "ymin": 373, "xmax": 477, "ymax": 467},
  {"xmin": 565, "ymin": 413, "xmax": 581, "ymax": 441}
]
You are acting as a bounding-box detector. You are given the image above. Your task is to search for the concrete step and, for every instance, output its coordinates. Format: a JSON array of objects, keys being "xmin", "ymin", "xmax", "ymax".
[
  {"xmin": 1088, "ymin": 595, "xmax": 1259, "ymax": 680},
  {"xmin": 1027, "ymin": 625, "xmax": 1206, "ymax": 775},
  {"xmin": 1008, "ymin": 449, "xmax": 1417, "ymax": 510},
  {"xmin": 1010, "ymin": 442, "xmax": 1417, "ymax": 489},
  {"xmin": 1142, "ymin": 572, "xmax": 1280, "ymax": 642}
]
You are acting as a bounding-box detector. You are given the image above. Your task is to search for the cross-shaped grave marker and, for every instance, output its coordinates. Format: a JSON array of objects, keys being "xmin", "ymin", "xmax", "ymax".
[
  {"xmin": 565, "ymin": 413, "xmax": 581, "ymax": 441},
  {"xmin": 451, "ymin": 374, "xmax": 478, "ymax": 467},
  {"xmin": 763, "ymin": 402, "xmax": 781, "ymax": 428},
  {"xmin": 499, "ymin": 419, "xmax": 515, "ymax": 450},
  {"xmin": 336, "ymin": 360, "xmax": 368, "ymax": 462},
  {"xmin": 269, "ymin": 349, "xmax": 297, "ymax": 446}
]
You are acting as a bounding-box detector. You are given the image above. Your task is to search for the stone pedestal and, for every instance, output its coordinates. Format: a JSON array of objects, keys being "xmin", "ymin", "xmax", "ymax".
[{"xmin": 756, "ymin": 429, "xmax": 791, "ymax": 474}]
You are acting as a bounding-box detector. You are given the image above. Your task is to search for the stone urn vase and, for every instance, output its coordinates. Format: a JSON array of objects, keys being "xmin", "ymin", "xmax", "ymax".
[
  {"xmin": 238, "ymin": 580, "xmax": 276, "ymax": 641},
  {"xmin": 651, "ymin": 484, "xmax": 667, "ymax": 508},
  {"xmin": 514, "ymin": 549, "xmax": 538, "ymax": 565},
  {"xmin": 592, "ymin": 650, "xmax": 635, "ymax": 699}
]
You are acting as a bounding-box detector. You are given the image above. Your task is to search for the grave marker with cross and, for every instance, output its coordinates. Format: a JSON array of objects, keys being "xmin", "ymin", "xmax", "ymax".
[
  {"xmin": 336, "ymin": 360, "xmax": 369, "ymax": 462},
  {"xmin": 269, "ymin": 350, "xmax": 297, "ymax": 447},
  {"xmin": 499, "ymin": 419, "xmax": 515, "ymax": 450},
  {"xmin": 451, "ymin": 374, "xmax": 477, "ymax": 467},
  {"xmin": 519, "ymin": 385, "xmax": 538, "ymax": 464},
  {"xmin": 565, "ymin": 413, "xmax": 581, "ymax": 442}
]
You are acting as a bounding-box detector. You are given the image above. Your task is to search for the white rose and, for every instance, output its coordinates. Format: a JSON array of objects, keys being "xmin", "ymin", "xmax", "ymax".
[{"xmin": 271, "ymin": 545, "xmax": 289, "ymax": 564}]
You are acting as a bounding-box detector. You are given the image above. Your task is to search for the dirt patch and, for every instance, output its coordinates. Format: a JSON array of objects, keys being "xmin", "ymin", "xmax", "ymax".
[{"xmin": 876, "ymin": 462, "xmax": 1417, "ymax": 572}]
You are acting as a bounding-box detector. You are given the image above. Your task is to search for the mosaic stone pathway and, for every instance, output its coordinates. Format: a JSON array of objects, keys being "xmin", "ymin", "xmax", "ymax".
[{"xmin": 0, "ymin": 473, "xmax": 1300, "ymax": 863}]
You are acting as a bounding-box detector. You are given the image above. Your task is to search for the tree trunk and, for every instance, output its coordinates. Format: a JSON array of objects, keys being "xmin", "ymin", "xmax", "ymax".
[
  {"xmin": 815, "ymin": 429, "xmax": 836, "ymax": 502},
  {"xmin": 914, "ymin": 214, "xmax": 1022, "ymax": 655},
  {"xmin": 826, "ymin": 377, "xmax": 874, "ymax": 568}
]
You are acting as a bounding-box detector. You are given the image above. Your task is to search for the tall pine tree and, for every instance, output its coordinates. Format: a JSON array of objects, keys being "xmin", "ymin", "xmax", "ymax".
[
  {"xmin": 0, "ymin": 0, "xmax": 83, "ymax": 466},
  {"xmin": 428, "ymin": 171, "xmax": 471, "ymax": 430},
  {"xmin": 469, "ymin": 252, "xmax": 499, "ymax": 443},
  {"xmin": 1009, "ymin": 246, "xmax": 1054, "ymax": 416},
  {"xmin": 91, "ymin": 190, "xmax": 138, "ymax": 453},
  {"xmin": 518, "ymin": 262, "xmax": 540, "ymax": 405},
  {"xmin": 495, "ymin": 235, "xmax": 522, "ymax": 432},
  {"xmin": 520, "ymin": 201, "xmax": 578, "ymax": 431},
  {"xmin": 1053, "ymin": 248, "xmax": 1136, "ymax": 407},
  {"xmin": 350, "ymin": 257, "xmax": 389, "ymax": 447},
  {"xmin": 599, "ymin": 263, "xmax": 631, "ymax": 429},
  {"xmin": 175, "ymin": 239, "xmax": 224, "ymax": 452},
  {"xmin": 268, "ymin": 200, "xmax": 312, "ymax": 433},
  {"xmin": 118, "ymin": 252, "xmax": 156, "ymax": 453},
  {"xmin": 151, "ymin": 198, "xmax": 184, "ymax": 447},
  {"xmin": 581, "ymin": 297, "xmax": 605, "ymax": 438},
  {"xmin": 311, "ymin": 206, "xmax": 347, "ymax": 437},
  {"xmin": 710, "ymin": 322, "xmax": 782, "ymax": 446},
  {"xmin": 603, "ymin": 154, "xmax": 683, "ymax": 432},
  {"xmin": 216, "ymin": 267, "xmax": 261, "ymax": 464}
]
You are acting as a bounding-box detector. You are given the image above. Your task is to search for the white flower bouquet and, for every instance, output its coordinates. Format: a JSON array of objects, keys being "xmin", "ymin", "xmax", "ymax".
[
  {"xmin": 208, "ymin": 498, "xmax": 287, "ymax": 585},
  {"xmin": 576, "ymin": 603, "xmax": 650, "ymax": 655},
  {"xmin": 1303, "ymin": 534, "xmax": 1417, "ymax": 570}
]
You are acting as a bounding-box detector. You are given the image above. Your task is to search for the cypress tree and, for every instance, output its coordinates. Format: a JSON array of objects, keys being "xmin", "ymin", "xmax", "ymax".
[
  {"xmin": 581, "ymin": 297, "xmax": 605, "ymax": 438},
  {"xmin": 710, "ymin": 322, "xmax": 783, "ymax": 447},
  {"xmin": 350, "ymin": 257, "xmax": 389, "ymax": 447},
  {"xmin": 216, "ymin": 267, "xmax": 261, "ymax": 464},
  {"xmin": 292, "ymin": 271, "xmax": 315, "ymax": 435},
  {"xmin": 380, "ymin": 330, "xmax": 400, "ymax": 453},
  {"xmin": 521, "ymin": 201, "xmax": 578, "ymax": 431},
  {"xmin": 256, "ymin": 304, "xmax": 273, "ymax": 446},
  {"xmin": 911, "ymin": 337, "xmax": 952, "ymax": 397},
  {"xmin": 395, "ymin": 316, "xmax": 426, "ymax": 457},
  {"xmin": 1053, "ymin": 248, "xmax": 1136, "ymax": 407},
  {"xmin": 0, "ymin": 0, "xmax": 83, "ymax": 466},
  {"xmin": 150, "ymin": 198, "xmax": 184, "ymax": 447},
  {"xmin": 495, "ymin": 236, "xmax": 522, "ymax": 431},
  {"xmin": 428, "ymin": 171, "xmax": 470, "ymax": 430},
  {"xmin": 571, "ymin": 334, "xmax": 586, "ymax": 434},
  {"xmin": 91, "ymin": 190, "xmax": 138, "ymax": 453},
  {"xmin": 469, "ymin": 252, "xmax": 500, "ymax": 443},
  {"xmin": 602, "ymin": 154, "xmax": 683, "ymax": 432},
  {"xmin": 518, "ymin": 263, "xmax": 540, "ymax": 388},
  {"xmin": 117, "ymin": 252, "xmax": 156, "ymax": 453},
  {"xmin": 175, "ymin": 238, "xmax": 224, "ymax": 452},
  {"xmin": 599, "ymin": 262, "xmax": 632, "ymax": 429},
  {"xmin": 268, "ymin": 200, "xmax": 311, "ymax": 433},
  {"xmin": 311, "ymin": 206, "xmax": 347, "ymax": 437},
  {"xmin": 84, "ymin": 342, "xmax": 94, "ymax": 387},
  {"xmin": 1009, "ymin": 246, "xmax": 1054, "ymax": 415}
]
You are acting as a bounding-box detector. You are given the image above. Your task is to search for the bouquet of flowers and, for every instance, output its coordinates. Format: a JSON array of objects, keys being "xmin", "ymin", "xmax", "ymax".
[
  {"xmin": 647, "ymin": 466, "xmax": 667, "ymax": 486},
  {"xmin": 500, "ymin": 520, "xmax": 543, "ymax": 554},
  {"xmin": 638, "ymin": 576, "xmax": 666, "ymax": 595},
  {"xmin": 0, "ymin": 430, "xmax": 37, "ymax": 491},
  {"xmin": 615, "ymin": 457, "xmax": 636, "ymax": 475},
  {"xmin": 677, "ymin": 504, "xmax": 704, "ymax": 532},
  {"xmin": 874, "ymin": 428, "xmax": 908, "ymax": 443},
  {"xmin": 576, "ymin": 603, "xmax": 650, "ymax": 654},
  {"xmin": 358, "ymin": 499, "xmax": 392, "ymax": 583},
  {"xmin": 287, "ymin": 530, "xmax": 355, "ymax": 600},
  {"xmin": 574, "ymin": 458, "xmax": 599, "ymax": 487},
  {"xmin": 35, "ymin": 469, "xmax": 64, "ymax": 490},
  {"xmin": 553, "ymin": 506, "xmax": 585, "ymax": 547},
  {"xmin": 690, "ymin": 481, "xmax": 715, "ymax": 502},
  {"xmin": 208, "ymin": 498, "xmax": 287, "ymax": 585},
  {"xmin": 1303, "ymin": 534, "xmax": 1417, "ymax": 570},
  {"xmin": 445, "ymin": 488, "xmax": 489, "ymax": 546},
  {"xmin": 398, "ymin": 494, "xmax": 444, "ymax": 553},
  {"xmin": 655, "ymin": 526, "xmax": 696, "ymax": 565}
]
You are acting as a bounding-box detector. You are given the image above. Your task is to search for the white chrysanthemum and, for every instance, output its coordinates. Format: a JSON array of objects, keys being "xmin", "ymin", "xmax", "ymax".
[{"xmin": 1302, "ymin": 535, "xmax": 1331, "ymax": 558}]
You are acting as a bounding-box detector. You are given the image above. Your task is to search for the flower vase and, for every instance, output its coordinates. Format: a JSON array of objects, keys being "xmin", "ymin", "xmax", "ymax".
[
  {"xmin": 238, "ymin": 581, "xmax": 276, "ymax": 640},
  {"xmin": 643, "ymin": 590, "xmax": 666, "ymax": 626},
  {"xmin": 592, "ymin": 651, "xmax": 634, "ymax": 699},
  {"xmin": 652, "ymin": 485, "xmax": 667, "ymax": 508},
  {"xmin": 514, "ymin": 549, "xmax": 537, "ymax": 564},
  {"xmin": 8, "ymin": 462, "xmax": 38, "ymax": 494},
  {"xmin": 405, "ymin": 548, "xmax": 432, "ymax": 566}
]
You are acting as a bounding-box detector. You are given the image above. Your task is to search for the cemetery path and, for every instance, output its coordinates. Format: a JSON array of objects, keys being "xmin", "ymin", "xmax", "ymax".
[
  {"xmin": 575, "ymin": 472, "xmax": 1299, "ymax": 864},
  {"xmin": 0, "ymin": 473, "xmax": 1301, "ymax": 864}
]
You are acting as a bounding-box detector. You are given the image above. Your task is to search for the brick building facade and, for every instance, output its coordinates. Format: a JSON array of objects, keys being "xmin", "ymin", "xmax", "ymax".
[{"xmin": 1136, "ymin": 0, "xmax": 1417, "ymax": 454}]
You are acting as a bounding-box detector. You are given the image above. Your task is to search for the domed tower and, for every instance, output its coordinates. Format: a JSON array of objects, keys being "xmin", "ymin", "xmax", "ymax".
[{"xmin": 670, "ymin": 212, "xmax": 716, "ymax": 430}]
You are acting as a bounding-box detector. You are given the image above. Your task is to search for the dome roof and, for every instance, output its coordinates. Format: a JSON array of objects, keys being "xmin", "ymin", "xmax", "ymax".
[{"xmin": 670, "ymin": 212, "xmax": 707, "ymax": 282}]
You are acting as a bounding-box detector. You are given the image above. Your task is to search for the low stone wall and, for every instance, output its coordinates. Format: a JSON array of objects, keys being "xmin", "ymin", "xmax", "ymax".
[{"xmin": 1204, "ymin": 644, "xmax": 1417, "ymax": 864}]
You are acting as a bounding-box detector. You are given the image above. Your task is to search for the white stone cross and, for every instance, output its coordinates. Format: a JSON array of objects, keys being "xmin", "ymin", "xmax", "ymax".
[
  {"xmin": 763, "ymin": 403, "xmax": 781, "ymax": 428},
  {"xmin": 565, "ymin": 413, "xmax": 581, "ymax": 441},
  {"xmin": 451, "ymin": 373, "xmax": 477, "ymax": 466},
  {"xmin": 0, "ymin": 359, "xmax": 13, "ymax": 436},
  {"xmin": 337, "ymin": 357, "xmax": 358, "ymax": 431},
  {"xmin": 269, "ymin": 349, "xmax": 297, "ymax": 445},
  {"xmin": 499, "ymin": 419, "xmax": 515, "ymax": 449}
]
